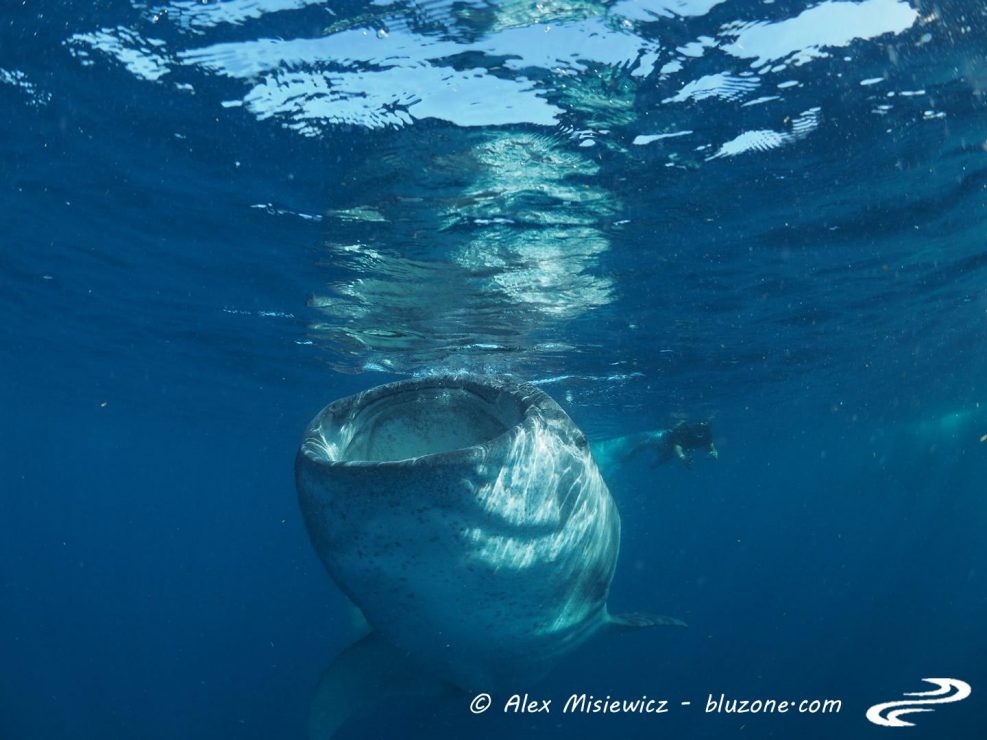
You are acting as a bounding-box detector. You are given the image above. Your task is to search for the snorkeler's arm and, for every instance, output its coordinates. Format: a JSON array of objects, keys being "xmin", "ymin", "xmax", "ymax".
[{"xmin": 672, "ymin": 443, "xmax": 694, "ymax": 469}]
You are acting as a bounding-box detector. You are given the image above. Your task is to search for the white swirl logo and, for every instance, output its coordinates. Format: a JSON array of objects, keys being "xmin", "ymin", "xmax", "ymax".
[{"xmin": 866, "ymin": 678, "xmax": 971, "ymax": 727}]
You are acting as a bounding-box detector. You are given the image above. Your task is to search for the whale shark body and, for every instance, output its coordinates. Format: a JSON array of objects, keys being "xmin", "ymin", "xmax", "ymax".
[{"xmin": 295, "ymin": 375, "xmax": 679, "ymax": 736}]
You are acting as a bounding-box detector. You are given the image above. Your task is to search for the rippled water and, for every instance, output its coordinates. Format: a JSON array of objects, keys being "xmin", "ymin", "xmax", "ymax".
[
  {"xmin": 2, "ymin": 1, "xmax": 986, "ymax": 738},
  {"xmin": 6, "ymin": 0, "xmax": 986, "ymax": 412}
]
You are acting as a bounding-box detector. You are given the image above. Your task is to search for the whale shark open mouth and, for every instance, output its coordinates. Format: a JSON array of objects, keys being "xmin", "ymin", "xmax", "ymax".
[
  {"xmin": 302, "ymin": 376, "xmax": 533, "ymax": 464},
  {"xmin": 328, "ymin": 384, "xmax": 525, "ymax": 463}
]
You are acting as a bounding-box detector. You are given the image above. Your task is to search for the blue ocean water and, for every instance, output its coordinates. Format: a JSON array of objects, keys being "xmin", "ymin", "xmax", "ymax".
[{"xmin": 1, "ymin": 0, "xmax": 986, "ymax": 738}]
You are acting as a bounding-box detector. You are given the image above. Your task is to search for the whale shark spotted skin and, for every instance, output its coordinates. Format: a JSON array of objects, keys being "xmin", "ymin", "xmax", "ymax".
[{"xmin": 295, "ymin": 375, "xmax": 675, "ymax": 732}]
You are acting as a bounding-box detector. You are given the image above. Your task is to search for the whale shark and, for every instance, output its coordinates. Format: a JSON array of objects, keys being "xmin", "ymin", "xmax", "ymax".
[{"xmin": 295, "ymin": 374, "xmax": 681, "ymax": 737}]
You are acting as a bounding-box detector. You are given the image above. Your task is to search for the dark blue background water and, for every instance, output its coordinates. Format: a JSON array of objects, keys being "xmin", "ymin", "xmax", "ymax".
[{"xmin": 2, "ymin": 1, "xmax": 985, "ymax": 738}]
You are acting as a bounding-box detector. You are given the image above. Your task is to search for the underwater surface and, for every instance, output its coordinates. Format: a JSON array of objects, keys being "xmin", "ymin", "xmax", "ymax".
[{"xmin": 1, "ymin": 0, "xmax": 986, "ymax": 737}]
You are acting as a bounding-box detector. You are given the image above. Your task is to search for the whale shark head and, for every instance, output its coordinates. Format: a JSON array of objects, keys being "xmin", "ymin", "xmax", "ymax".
[{"xmin": 295, "ymin": 374, "xmax": 621, "ymax": 689}]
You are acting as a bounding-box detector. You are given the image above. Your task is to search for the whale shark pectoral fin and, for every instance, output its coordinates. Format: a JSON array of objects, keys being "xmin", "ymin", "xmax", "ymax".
[
  {"xmin": 309, "ymin": 632, "xmax": 453, "ymax": 740},
  {"xmin": 607, "ymin": 612, "xmax": 688, "ymax": 631}
]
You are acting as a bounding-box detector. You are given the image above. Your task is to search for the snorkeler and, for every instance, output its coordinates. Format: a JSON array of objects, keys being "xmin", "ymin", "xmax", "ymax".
[
  {"xmin": 659, "ymin": 420, "xmax": 718, "ymax": 467},
  {"xmin": 590, "ymin": 420, "xmax": 718, "ymax": 471}
]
